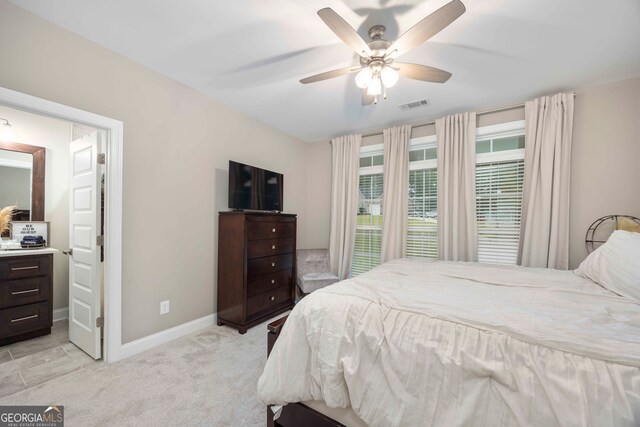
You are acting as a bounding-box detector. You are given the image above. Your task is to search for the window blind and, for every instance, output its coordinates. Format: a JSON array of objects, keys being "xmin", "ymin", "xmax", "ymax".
[
  {"xmin": 407, "ymin": 168, "xmax": 438, "ymax": 259},
  {"xmin": 476, "ymin": 159, "xmax": 525, "ymax": 264},
  {"xmin": 351, "ymin": 173, "xmax": 383, "ymax": 276}
]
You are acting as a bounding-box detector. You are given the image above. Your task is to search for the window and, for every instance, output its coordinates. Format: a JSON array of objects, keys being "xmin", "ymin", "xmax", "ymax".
[
  {"xmin": 351, "ymin": 146, "xmax": 383, "ymax": 276},
  {"xmin": 475, "ymin": 121, "xmax": 525, "ymax": 265},
  {"xmin": 407, "ymin": 136, "xmax": 438, "ymax": 259}
]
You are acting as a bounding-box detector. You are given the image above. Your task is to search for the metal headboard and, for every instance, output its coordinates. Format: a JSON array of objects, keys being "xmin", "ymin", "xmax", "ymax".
[{"xmin": 585, "ymin": 214, "xmax": 640, "ymax": 253}]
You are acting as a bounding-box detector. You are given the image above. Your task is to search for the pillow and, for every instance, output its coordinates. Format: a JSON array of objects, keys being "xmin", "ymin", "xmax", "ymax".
[
  {"xmin": 575, "ymin": 230, "xmax": 640, "ymax": 300},
  {"xmin": 617, "ymin": 217, "xmax": 640, "ymax": 233}
]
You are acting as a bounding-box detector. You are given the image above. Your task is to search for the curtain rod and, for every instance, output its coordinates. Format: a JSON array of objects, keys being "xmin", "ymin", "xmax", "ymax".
[{"xmin": 349, "ymin": 92, "xmax": 576, "ymax": 140}]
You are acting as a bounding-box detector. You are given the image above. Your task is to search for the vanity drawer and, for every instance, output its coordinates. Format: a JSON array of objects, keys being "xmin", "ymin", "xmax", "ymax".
[
  {"xmin": 0, "ymin": 301, "xmax": 51, "ymax": 338},
  {"xmin": 247, "ymin": 269, "xmax": 292, "ymax": 297},
  {"xmin": 247, "ymin": 221, "xmax": 295, "ymax": 240},
  {"xmin": 0, "ymin": 255, "xmax": 51, "ymax": 280},
  {"xmin": 247, "ymin": 238, "xmax": 294, "ymax": 259},
  {"xmin": 0, "ymin": 277, "xmax": 50, "ymax": 309},
  {"xmin": 247, "ymin": 254, "xmax": 293, "ymax": 277},
  {"xmin": 246, "ymin": 284, "xmax": 291, "ymax": 318}
]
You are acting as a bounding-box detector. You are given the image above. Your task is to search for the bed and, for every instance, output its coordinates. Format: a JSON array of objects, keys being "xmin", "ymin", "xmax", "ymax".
[{"xmin": 258, "ymin": 251, "xmax": 640, "ymax": 426}]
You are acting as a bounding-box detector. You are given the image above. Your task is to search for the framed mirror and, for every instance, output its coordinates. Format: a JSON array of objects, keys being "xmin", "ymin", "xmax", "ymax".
[{"xmin": 0, "ymin": 141, "xmax": 45, "ymax": 222}]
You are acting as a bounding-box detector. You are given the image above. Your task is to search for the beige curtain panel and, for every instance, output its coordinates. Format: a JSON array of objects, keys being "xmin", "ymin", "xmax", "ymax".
[
  {"xmin": 381, "ymin": 124, "xmax": 411, "ymax": 262},
  {"xmin": 519, "ymin": 92, "xmax": 574, "ymax": 269},
  {"xmin": 436, "ymin": 112, "xmax": 478, "ymax": 261},
  {"xmin": 329, "ymin": 134, "xmax": 362, "ymax": 279}
]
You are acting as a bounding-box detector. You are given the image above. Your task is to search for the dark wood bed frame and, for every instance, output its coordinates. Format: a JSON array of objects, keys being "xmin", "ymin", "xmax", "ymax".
[{"xmin": 266, "ymin": 316, "xmax": 346, "ymax": 427}]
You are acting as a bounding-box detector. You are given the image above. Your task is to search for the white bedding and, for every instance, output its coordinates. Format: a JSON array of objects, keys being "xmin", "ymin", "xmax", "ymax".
[{"xmin": 258, "ymin": 259, "xmax": 640, "ymax": 427}]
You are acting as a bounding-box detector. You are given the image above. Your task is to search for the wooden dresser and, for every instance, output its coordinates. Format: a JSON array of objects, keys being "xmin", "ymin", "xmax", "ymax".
[
  {"xmin": 217, "ymin": 212, "xmax": 296, "ymax": 334},
  {"xmin": 0, "ymin": 253, "xmax": 53, "ymax": 346}
]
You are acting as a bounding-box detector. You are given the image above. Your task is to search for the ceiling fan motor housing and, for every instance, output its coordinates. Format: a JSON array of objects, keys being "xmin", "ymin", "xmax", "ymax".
[{"xmin": 360, "ymin": 28, "xmax": 393, "ymax": 67}]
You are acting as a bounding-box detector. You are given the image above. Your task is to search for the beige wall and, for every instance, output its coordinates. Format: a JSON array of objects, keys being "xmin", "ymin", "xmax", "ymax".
[
  {"xmin": 0, "ymin": 105, "xmax": 72, "ymax": 311},
  {"xmin": 0, "ymin": 1, "xmax": 308, "ymax": 343},
  {"xmin": 302, "ymin": 78, "xmax": 640, "ymax": 268},
  {"xmin": 570, "ymin": 78, "xmax": 640, "ymax": 268}
]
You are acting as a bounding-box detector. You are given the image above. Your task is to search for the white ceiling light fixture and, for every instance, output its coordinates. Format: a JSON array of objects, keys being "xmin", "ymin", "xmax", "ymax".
[
  {"xmin": 381, "ymin": 67, "xmax": 399, "ymax": 88},
  {"xmin": 366, "ymin": 74, "xmax": 382, "ymax": 97},
  {"xmin": 355, "ymin": 67, "xmax": 373, "ymax": 89},
  {"xmin": 300, "ymin": 0, "xmax": 466, "ymax": 105}
]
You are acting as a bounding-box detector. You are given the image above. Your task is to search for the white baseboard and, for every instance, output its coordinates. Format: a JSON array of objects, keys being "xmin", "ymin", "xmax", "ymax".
[
  {"xmin": 120, "ymin": 313, "xmax": 216, "ymax": 359},
  {"xmin": 53, "ymin": 307, "xmax": 69, "ymax": 322}
]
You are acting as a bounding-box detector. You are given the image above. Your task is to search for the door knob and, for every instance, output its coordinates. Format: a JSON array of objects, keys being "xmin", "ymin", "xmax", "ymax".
[
  {"xmin": 271, "ymin": 245, "xmax": 276, "ymax": 250},
  {"xmin": 63, "ymin": 248, "xmax": 73, "ymax": 256}
]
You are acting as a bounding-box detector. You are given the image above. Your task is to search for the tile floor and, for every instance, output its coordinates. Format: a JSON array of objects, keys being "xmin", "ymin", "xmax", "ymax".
[{"xmin": 0, "ymin": 320, "xmax": 97, "ymax": 398}]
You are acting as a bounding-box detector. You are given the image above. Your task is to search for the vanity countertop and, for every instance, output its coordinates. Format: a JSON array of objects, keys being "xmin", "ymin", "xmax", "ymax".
[{"xmin": 0, "ymin": 248, "xmax": 60, "ymax": 257}]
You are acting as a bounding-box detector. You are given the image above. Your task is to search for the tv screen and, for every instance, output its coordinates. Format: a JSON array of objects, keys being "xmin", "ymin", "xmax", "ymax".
[{"xmin": 228, "ymin": 161, "xmax": 283, "ymax": 212}]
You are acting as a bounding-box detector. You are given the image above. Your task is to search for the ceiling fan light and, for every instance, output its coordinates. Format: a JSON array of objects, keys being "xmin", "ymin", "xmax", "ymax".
[
  {"xmin": 355, "ymin": 68, "xmax": 373, "ymax": 89},
  {"xmin": 381, "ymin": 67, "xmax": 399, "ymax": 88},
  {"xmin": 367, "ymin": 76, "xmax": 382, "ymax": 96}
]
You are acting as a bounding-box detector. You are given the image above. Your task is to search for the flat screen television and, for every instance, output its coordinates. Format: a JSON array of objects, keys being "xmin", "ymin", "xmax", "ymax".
[{"xmin": 228, "ymin": 160, "xmax": 283, "ymax": 212}]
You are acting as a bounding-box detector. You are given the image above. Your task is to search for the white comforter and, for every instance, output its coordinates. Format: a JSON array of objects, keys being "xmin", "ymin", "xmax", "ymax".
[{"xmin": 257, "ymin": 260, "xmax": 640, "ymax": 427}]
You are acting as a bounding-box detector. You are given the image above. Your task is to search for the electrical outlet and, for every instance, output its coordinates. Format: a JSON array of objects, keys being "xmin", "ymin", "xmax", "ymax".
[{"xmin": 160, "ymin": 300, "xmax": 170, "ymax": 315}]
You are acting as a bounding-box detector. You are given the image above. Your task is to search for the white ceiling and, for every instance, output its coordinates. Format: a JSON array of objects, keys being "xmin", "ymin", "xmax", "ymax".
[{"xmin": 10, "ymin": 0, "xmax": 640, "ymax": 141}]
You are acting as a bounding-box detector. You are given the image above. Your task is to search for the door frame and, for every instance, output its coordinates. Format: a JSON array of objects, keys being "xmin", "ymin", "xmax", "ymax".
[{"xmin": 0, "ymin": 86, "xmax": 123, "ymax": 363}]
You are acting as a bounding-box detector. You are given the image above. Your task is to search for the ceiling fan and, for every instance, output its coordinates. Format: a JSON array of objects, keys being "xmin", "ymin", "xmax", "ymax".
[{"xmin": 300, "ymin": 0, "xmax": 466, "ymax": 105}]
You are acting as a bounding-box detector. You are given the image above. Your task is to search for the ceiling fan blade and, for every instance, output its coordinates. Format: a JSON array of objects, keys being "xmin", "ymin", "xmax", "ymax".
[
  {"xmin": 317, "ymin": 8, "xmax": 372, "ymax": 58},
  {"xmin": 386, "ymin": 0, "xmax": 466, "ymax": 59},
  {"xmin": 300, "ymin": 66, "xmax": 362, "ymax": 84},
  {"xmin": 394, "ymin": 63, "xmax": 452, "ymax": 83}
]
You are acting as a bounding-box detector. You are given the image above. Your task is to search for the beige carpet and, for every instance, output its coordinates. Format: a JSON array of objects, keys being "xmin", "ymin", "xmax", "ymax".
[{"xmin": 0, "ymin": 317, "xmax": 280, "ymax": 426}]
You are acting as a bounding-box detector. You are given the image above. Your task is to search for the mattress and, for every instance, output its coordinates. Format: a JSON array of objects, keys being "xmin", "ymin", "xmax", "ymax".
[{"xmin": 258, "ymin": 259, "xmax": 640, "ymax": 427}]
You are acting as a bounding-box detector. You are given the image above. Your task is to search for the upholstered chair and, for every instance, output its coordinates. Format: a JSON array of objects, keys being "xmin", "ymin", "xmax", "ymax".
[{"xmin": 296, "ymin": 249, "xmax": 340, "ymax": 296}]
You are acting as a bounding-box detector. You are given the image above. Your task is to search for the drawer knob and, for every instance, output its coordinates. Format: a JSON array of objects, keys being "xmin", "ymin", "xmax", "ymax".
[
  {"xmin": 272, "ymin": 228, "xmax": 276, "ymax": 233},
  {"xmin": 271, "ymin": 245, "xmax": 276, "ymax": 250},
  {"xmin": 271, "ymin": 279, "xmax": 275, "ymax": 284},
  {"xmin": 270, "ymin": 296, "xmax": 275, "ymax": 301},
  {"xmin": 271, "ymin": 262, "xmax": 275, "ymax": 267}
]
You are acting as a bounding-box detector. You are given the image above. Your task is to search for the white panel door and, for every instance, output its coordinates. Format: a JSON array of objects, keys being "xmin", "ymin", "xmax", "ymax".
[{"xmin": 68, "ymin": 131, "xmax": 102, "ymax": 359}]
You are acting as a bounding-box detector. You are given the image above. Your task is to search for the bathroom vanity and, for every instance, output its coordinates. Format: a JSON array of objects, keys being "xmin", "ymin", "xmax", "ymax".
[{"xmin": 0, "ymin": 248, "xmax": 58, "ymax": 346}]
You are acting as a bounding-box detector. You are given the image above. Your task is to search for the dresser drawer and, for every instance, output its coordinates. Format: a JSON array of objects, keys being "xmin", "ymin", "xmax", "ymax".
[
  {"xmin": 0, "ymin": 301, "xmax": 51, "ymax": 338},
  {"xmin": 247, "ymin": 269, "xmax": 292, "ymax": 297},
  {"xmin": 247, "ymin": 221, "xmax": 295, "ymax": 240},
  {"xmin": 247, "ymin": 254, "xmax": 293, "ymax": 277},
  {"xmin": 247, "ymin": 285, "xmax": 291, "ymax": 318},
  {"xmin": 0, "ymin": 255, "xmax": 51, "ymax": 280},
  {"xmin": 247, "ymin": 238, "xmax": 294, "ymax": 259},
  {"xmin": 0, "ymin": 277, "xmax": 50, "ymax": 309}
]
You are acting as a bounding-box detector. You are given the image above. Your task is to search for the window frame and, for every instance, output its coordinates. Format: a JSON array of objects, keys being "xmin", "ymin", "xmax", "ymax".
[
  {"xmin": 406, "ymin": 135, "xmax": 438, "ymax": 259},
  {"xmin": 352, "ymin": 144, "xmax": 385, "ymax": 276},
  {"xmin": 475, "ymin": 120, "xmax": 526, "ymax": 265},
  {"xmin": 476, "ymin": 120, "xmax": 525, "ymax": 164},
  {"xmin": 359, "ymin": 144, "xmax": 384, "ymax": 176}
]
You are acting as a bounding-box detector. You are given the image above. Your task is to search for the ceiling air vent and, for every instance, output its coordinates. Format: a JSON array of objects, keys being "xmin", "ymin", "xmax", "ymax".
[{"xmin": 399, "ymin": 98, "xmax": 431, "ymax": 112}]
